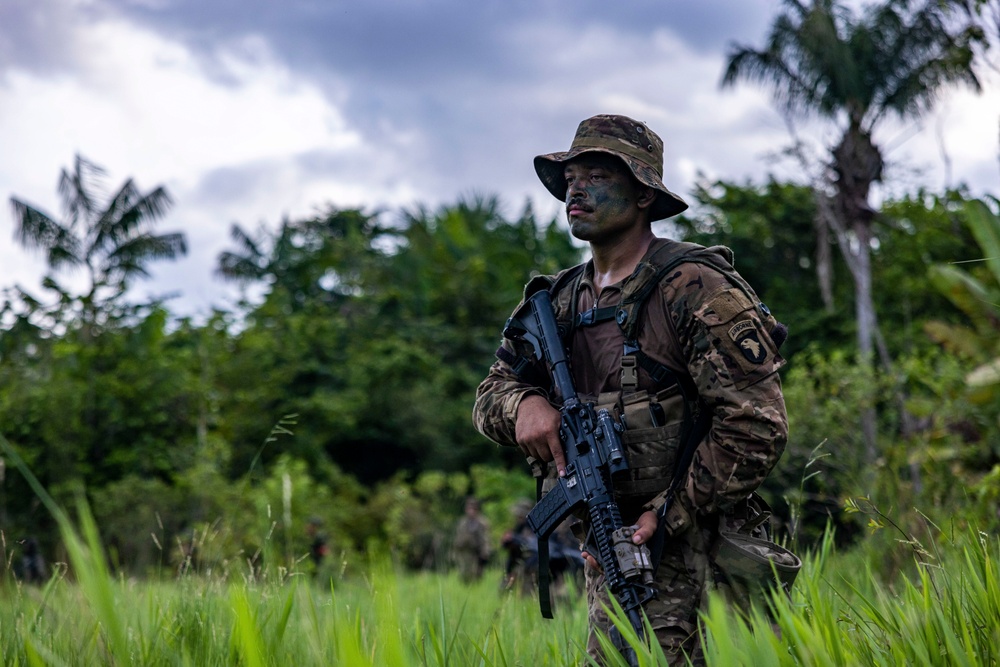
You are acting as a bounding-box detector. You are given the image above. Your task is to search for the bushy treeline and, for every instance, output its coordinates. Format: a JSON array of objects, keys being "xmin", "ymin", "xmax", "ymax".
[
  {"xmin": 0, "ymin": 193, "xmax": 573, "ymax": 573},
  {"xmin": 1, "ymin": 174, "xmax": 999, "ymax": 577}
]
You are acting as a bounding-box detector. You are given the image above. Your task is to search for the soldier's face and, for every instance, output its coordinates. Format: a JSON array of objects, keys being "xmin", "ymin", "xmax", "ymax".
[{"xmin": 563, "ymin": 154, "xmax": 648, "ymax": 243}]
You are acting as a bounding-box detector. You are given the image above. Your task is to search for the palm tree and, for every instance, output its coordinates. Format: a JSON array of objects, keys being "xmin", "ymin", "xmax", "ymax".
[
  {"xmin": 723, "ymin": 0, "xmax": 983, "ymax": 364},
  {"xmin": 10, "ymin": 154, "xmax": 187, "ymax": 332},
  {"xmin": 722, "ymin": 0, "xmax": 983, "ymax": 461},
  {"xmin": 216, "ymin": 221, "xmax": 276, "ymax": 285},
  {"xmin": 216, "ymin": 208, "xmax": 384, "ymax": 311}
]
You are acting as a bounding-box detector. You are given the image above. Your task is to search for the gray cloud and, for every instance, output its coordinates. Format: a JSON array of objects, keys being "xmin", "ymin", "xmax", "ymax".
[
  {"xmin": 189, "ymin": 161, "xmax": 280, "ymax": 209},
  {"xmin": 102, "ymin": 1, "xmax": 779, "ymax": 69},
  {"xmin": 2, "ymin": 0, "xmax": 790, "ymax": 209},
  {"xmin": 0, "ymin": 0, "xmax": 98, "ymax": 75},
  {"xmin": 5, "ymin": 0, "xmax": 983, "ymax": 319}
]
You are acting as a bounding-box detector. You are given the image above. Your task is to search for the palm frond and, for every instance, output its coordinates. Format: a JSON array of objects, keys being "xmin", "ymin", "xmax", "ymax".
[
  {"xmin": 723, "ymin": 0, "xmax": 983, "ymax": 131},
  {"xmin": 864, "ymin": 0, "xmax": 983, "ymax": 124},
  {"xmin": 722, "ymin": 3, "xmax": 852, "ymax": 119},
  {"xmin": 10, "ymin": 198, "xmax": 83, "ymax": 270},
  {"xmin": 228, "ymin": 223, "xmax": 266, "ymax": 261},
  {"xmin": 92, "ymin": 183, "xmax": 173, "ymax": 254},
  {"xmin": 57, "ymin": 154, "xmax": 106, "ymax": 227},
  {"xmin": 91, "ymin": 179, "xmax": 140, "ymax": 253},
  {"xmin": 216, "ymin": 252, "xmax": 268, "ymax": 284},
  {"xmin": 214, "ymin": 223, "xmax": 270, "ymax": 284},
  {"xmin": 101, "ymin": 232, "xmax": 188, "ymax": 284}
]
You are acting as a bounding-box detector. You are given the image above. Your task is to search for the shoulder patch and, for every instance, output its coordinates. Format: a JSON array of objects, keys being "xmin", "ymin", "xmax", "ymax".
[
  {"xmin": 735, "ymin": 330, "xmax": 767, "ymax": 364},
  {"xmin": 728, "ymin": 319, "xmax": 756, "ymax": 341}
]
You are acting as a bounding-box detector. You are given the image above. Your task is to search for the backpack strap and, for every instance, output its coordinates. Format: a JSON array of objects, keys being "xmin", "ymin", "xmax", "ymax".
[
  {"xmin": 617, "ymin": 241, "xmax": 787, "ymax": 393},
  {"xmin": 617, "ymin": 241, "xmax": 732, "ymax": 343}
]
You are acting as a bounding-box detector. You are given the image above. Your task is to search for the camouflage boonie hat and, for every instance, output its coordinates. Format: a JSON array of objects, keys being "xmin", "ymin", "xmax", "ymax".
[{"xmin": 534, "ymin": 114, "xmax": 688, "ymax": 221}]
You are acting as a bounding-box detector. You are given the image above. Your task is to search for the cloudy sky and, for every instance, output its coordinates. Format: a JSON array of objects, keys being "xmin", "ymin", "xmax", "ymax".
[{"xmin": 2, "ymin": 0, "xmax": 998, "ymax": 318}]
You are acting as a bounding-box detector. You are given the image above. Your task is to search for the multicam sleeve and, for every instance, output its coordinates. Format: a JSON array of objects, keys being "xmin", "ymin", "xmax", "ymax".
[
  {"xmin": 472, "ymin": 341, "xmax": 549, "ymax": 448},
  {"xmin": 643, "ymin": 265, "xmax": 789, "ymax": 535}
]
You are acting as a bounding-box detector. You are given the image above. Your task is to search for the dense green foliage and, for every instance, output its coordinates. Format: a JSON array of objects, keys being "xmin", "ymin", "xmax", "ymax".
[
  {"xmin": 0, "ymin": 188, "xmax": 584, "ymax": 572},
  {"xmin": 3, "ymin": 167, "xmax": 1000, "ymax": 577}
]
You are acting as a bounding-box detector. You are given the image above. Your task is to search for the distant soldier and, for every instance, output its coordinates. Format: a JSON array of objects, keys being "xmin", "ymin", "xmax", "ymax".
[
  {"xmin": 18, "ymin": 537, "xmax": 47, "ymax": 584},
  {"xmin": 501, "ymin": 499, "xmax": 584, "ymax": 599},
  {"xmin": 306, "ymin": 517, "xmax": 330, "ymax": 571},
  {"xmin": 500, "ymin": 498, "xmax": 538, "ymax": 594},
  {"xmin": 452, "ymin": 496, "xmax": 491, "ymax": 582}
]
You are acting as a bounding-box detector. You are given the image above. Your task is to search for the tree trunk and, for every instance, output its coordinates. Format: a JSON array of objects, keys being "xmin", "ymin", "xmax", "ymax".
[
  {"xmin": 833, "ymin": 122, "xmax": 884, "ymax": 461},
  {"xmin": 815, "ymin": 211, "xmax": 835, "ymax": 313},
  {"xmin": 852, "ymin": 220, "xmax": 876, "ymax": 361},
  {"xmin": 850, "ymin": 218, "xmax": 880, "ymax": 461}
]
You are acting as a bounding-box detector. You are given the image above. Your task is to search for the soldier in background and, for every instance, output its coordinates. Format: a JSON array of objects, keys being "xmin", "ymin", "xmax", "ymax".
[
  {"xmin": 501, "ymin": 499, "xmax": 584, "ymax": 599},
  {"xmin": 500, "ymin": 499, "xmax": 537, "ymax": 594},
  {"xmin": 17, "ymin": 536, "xmax": 47, "ymax": 583},
  {"xmin": 306, "ymin": 517, "xmax": 330, "ymax": 572},
  {"xmin": 452, "ymin": 496, "xmax": 491, "ymax": 582}
]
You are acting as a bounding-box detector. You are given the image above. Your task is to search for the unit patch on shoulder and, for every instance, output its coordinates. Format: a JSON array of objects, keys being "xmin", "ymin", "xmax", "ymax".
[{"xmin": 728, "ymin": 320, "xmax": 768, "ymax": 364}]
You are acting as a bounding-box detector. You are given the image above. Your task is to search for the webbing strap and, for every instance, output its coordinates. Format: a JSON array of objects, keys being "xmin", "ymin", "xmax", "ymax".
[
  {"xmin": 632, "ymin": 349, "xmax": 695, "ymax": 401},
  {"xmin": 535, "ymin": 475, "xmax": 554, "ymax": 618},
  {"xmin": 537, "ymin": 533, "xmax": 553, "ymax": 618}
]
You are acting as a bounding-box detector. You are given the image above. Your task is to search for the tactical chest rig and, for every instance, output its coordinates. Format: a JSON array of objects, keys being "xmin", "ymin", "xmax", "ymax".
[
  {"xmin": 504, "ymin": 240, "xmax": 787, "ymax": 508},
  {"xmin": 499, "ymin": 239, "xmax": 792, "ymax": 617}
]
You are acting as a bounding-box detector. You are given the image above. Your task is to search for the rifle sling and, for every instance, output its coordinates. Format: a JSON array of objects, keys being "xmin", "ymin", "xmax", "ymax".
[{"xmin": 536, "ymin": 519, "xmax": 554, "ymax": 619}]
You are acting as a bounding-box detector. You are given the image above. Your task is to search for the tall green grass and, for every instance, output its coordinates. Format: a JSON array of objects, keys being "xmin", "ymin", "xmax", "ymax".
[
  {"xmin": 3, "ymin": 433, "xmax": 999, "ymax": 665},
  {"xmin": 701, "ymin": 529, "xmax": 1000, "ymax": 666},
  {"xmin": 1, "ymin": 558, "xmax": 589, "ymax": 666},
  {"xmin": 4, "ymin": 521, "xmax": 999, "ymax": 665}
]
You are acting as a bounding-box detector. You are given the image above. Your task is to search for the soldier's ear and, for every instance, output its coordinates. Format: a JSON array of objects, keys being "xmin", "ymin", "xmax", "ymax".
[{"xmin": 636, "ymin": 186, "xmax": 656, "ymax": 210}]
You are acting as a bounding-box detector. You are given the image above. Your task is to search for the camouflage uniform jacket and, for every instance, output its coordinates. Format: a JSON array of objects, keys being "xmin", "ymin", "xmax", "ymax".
[
  {"xmin": 453, "ymin": 515, "xmax": 492, "ymax": 561},
  {"xmin": 472, "ymin": 238, "xmax": 788, "ymax": 537}
]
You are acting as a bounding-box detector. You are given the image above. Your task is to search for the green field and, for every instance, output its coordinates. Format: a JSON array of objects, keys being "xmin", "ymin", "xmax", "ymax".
[{"xmin": 3, "ymin": 508, "xmax": 999, "ymax": 667}]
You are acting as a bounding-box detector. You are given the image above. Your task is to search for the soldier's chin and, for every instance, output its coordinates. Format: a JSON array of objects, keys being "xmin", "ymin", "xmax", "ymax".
[{"xmin": 568, "ymin": 220, "xmax": 595, "ymax": 242}]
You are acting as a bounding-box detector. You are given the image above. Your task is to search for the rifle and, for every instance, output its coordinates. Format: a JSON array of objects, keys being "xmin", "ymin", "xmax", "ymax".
[{"xmin": 504, "ymin": 288, "xmax": 656, "ymax": 666}]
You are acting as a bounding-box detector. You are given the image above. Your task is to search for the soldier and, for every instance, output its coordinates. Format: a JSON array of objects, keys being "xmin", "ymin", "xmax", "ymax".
[
  {"xmin": 452, "ymin": 496, "xmax": 492, "ymax": 582},
  {"xmin": 500, "ymin": 498, "xmax": 537, "ymax": 594},
  {"xmin": 17, "ymin": 536, "xmax": 47, "ymax": 584},
  {"xmin": 472, "ymin": 114, "xmax": 788, "ymax": 665},
  {"xmin": 306, "ymin": 517, "xmax": 330, "ymax": 572},
  {"xmin": 501, "ymin": 499, "xmax": 584, "ymax": 599}
]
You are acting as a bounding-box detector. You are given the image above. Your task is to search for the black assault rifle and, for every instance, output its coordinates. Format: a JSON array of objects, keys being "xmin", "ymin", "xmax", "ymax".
[{"xmin": 504, "ymin": 288, "xmax": 656, "ymax": 666}]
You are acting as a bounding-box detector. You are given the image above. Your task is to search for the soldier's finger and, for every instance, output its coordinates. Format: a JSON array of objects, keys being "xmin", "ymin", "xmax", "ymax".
[
  {"xmin": 631, "ymin": 510, "xmax": 659, "ymax": 544},
  {"xmin": 581, "ymin": 550, "xmax": 602, "ymax": 572},
  {"xmin": 532, "ymin": 439, "xmax": 554, "ymax": 462},
  {"xmin": 549, "ymin": 435, "xmax": 567, "ymax": 476},
  {"xmin": 519, "ymin": 442, "xmax": 539, "ymax": 464}
]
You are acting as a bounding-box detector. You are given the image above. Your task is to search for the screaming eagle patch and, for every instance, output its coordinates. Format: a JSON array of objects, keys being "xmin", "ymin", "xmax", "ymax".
[{"xmin": 728, "ymin": 320, "xmax": 768, "ymax": 364}]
